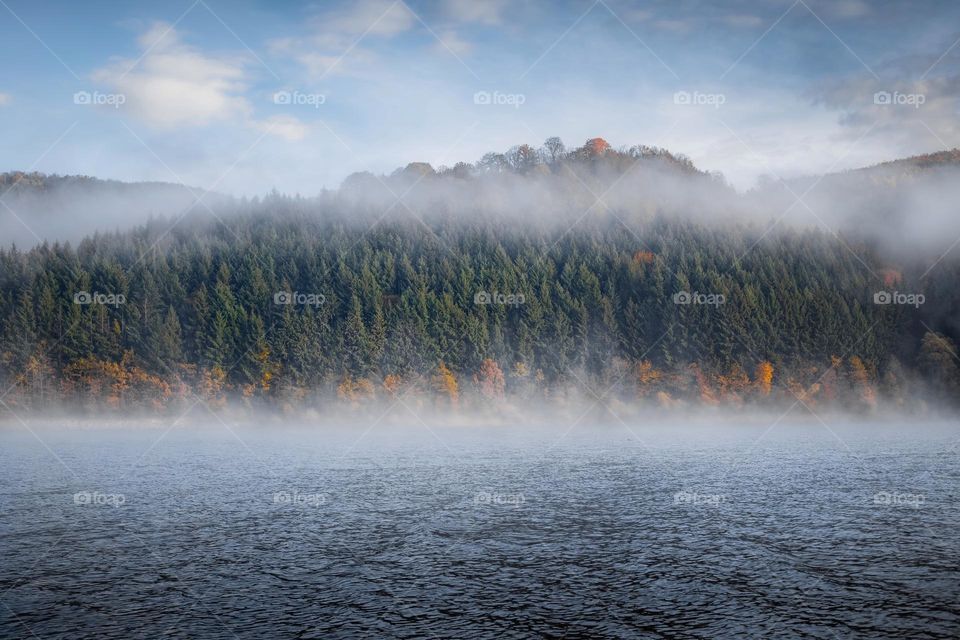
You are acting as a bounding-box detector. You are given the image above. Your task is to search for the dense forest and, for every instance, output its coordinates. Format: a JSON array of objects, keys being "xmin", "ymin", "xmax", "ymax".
[{"xmin": 1, "ymin": 138, "xmax": 959, "ymax": 416}]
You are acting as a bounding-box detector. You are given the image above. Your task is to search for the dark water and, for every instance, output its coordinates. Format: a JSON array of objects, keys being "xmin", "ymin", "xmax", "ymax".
[{"xmin": 1, "ymin": 419, "xmax": 959, "ymax": 639}]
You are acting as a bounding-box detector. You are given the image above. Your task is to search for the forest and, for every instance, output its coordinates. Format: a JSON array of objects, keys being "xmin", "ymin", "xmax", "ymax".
[{"xmin": 1, "ymin": 138, "xmax": 958, "ymax": 416}]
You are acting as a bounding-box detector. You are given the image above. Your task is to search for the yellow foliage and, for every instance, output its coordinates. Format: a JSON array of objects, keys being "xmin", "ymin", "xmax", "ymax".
[
  {"xmin": 201, "ymin": 366, "xmax": 227, "ymax": 409},
  {"xmin": 690, "ymin": 364, "xmax": 719, "ymax": 405},
  {"xmin": 383, "ymin": 374, "xmax": 404, "ymax": 396},
  {"xmin": 433, "ymin": 361, "xmax": 459, "ymax": 406},
  {"xmin": 337, "ymin": 376, "xmax": 376, "ymax": 404},
  {"xmin": 511, "ymin": 361, "xmax": 530, "ymax": 378},
  {"xmin": 635, "ymin": 360, "xmax": 662, "ymax": 393},
  {"xmin": 656, "ymin": 391, "xmax": 676, "ymax": 408}
]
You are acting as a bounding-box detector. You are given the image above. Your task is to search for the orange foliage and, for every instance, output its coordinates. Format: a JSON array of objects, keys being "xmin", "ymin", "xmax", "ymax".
[
  {"xmin": 383, "ymin": 374, "xmax": 404, "ymax": 396},
  {"xmin": 63, "ymin": 353, "xmax": 172, "ymax": 411},
  {"xmin": 632, "ymin": 250, "xmax": 655, "ymax": 265},
  {"xmin": 584, "ymin": 137, "xmax": 611, "ymax": 156},
  {"xmin": 754, "ymin": 361, "xmax": 774, "ymax": 396},
  {"xmin": 635, "ymin": 360, "xmax": 662, "ymax": 396},
  {"xmin": 717, "ymin": 364, "xmax": 750, "ymax": 401}
]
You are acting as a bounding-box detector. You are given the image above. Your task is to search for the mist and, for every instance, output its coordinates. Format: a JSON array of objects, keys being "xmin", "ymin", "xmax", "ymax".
[
  {"xmin": 5, "ymin": 144, "xmax": 960, "ymax": 264},
  {"xmin": 0, "ymin": 172, "xmax": 232, "ymax": 248}
]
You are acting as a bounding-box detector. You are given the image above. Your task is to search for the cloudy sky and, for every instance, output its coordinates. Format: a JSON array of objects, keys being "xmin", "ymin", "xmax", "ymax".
[{"xmin": 1, "ymin": 0, "xmax": 958, "ymax": 193}]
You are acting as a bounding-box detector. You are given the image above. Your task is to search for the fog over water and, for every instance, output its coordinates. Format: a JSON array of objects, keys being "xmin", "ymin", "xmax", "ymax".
[{"xmin": 2, "ymin": 418, "xmax": 958, "ymax": 638}]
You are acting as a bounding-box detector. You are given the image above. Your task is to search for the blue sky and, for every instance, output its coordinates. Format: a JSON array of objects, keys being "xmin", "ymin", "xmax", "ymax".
[{"xmin": 1, "ymin": 0, "xmax": 958, "ymax": 193}]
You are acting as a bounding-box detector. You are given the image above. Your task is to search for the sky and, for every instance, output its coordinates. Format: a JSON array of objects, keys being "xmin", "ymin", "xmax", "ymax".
[{"xmin": 0, "ymin": 0, "xmax": 958, "ymax": 194}]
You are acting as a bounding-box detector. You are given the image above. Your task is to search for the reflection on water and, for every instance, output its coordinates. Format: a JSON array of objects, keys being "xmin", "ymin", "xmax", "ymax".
[{"xmin": 1, "ymin": 421, "xmax": 958, "ymax": 639}]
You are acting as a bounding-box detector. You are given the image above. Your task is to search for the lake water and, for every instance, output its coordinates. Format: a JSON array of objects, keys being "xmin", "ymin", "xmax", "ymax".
[{"xmin": 1, "ymin": 419, "xmax": 958, "ymax": 639}]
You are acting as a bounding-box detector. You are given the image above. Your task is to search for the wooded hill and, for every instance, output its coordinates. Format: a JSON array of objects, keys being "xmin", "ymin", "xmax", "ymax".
[{"xmin": 1, "ymin": 138, "xmax": 958, "ymax": 415}]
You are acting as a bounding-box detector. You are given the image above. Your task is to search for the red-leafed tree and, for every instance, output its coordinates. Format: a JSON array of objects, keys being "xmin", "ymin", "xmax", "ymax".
[{"xmin": 583, "ymin": 137, "xmax": 611, "ymax": 156}]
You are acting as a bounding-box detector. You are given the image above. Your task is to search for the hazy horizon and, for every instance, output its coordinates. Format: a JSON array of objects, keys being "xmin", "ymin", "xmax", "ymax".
[{"xmin": 1, "ymin": 0, "xmax": 959, "ymax": 195}]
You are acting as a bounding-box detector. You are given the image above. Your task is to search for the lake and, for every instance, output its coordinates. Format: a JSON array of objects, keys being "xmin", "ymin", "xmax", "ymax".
[{"xmin": 1, "ymin": 418, "xmax": 958, "ymax": 638}]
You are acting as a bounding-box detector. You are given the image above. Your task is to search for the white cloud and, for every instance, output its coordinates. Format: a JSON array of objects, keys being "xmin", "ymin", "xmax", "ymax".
[
  {"xmin": 0, "ymin": 92, "xmax": 10, "ymax": 106},
  {"xmin": 270, "ymin": 0, "xmax": 416, "ymax": 79},
  {"xmin": 825, "ymin": 0, "xmax": 871, "ymax": 19},
  {"xmin": 308, "ymin": 0, "xmax": 415, "ymax": 49},
  {"xmin": 93, "ymin": 22, "xmax": 251, "ymax": 128},
  {"xmin": 435, "ymin": 31, "xmax": 473, "ymax": 56},
  {"xmin": 257, "ymin": 114, "xmax": 310, "ymax": 142},
  {"xmin": 624, "ymin": 9, "xmax": 654, "ymax": 22},
  {"xmin": 92, "ymin": 23, "xmax": 306, "ymax": 142},
  {"xmin": 653, "ymin": 19, "xmax": 693, "ymax": 34},
  {"xmin": 813, "ymin": 45, "xmax": 960, "ymax": 160},
  {"xmin": 720, "ymin": 14, "xmax": 764, "ymax": 29},
  {"xmin": 277, "ymin": 48, "xmax": 377, "ymax": 78},
  {"xmin": 443, "ymin": 0, "xmax": 507, "ymax": 25}
]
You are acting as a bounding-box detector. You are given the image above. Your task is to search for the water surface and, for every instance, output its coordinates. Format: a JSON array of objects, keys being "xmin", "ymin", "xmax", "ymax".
[{"xmin": 1, "ymin": 420, "xmax": 958, "ymax": 638}]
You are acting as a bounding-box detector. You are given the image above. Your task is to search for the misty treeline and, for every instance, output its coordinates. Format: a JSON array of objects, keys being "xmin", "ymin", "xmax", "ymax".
[{"xmin": 1, "ymin": 138, "xmax": 959, "ymax": 416}]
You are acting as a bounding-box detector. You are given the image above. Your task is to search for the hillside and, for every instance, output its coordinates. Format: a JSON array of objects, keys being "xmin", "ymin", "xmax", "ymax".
[
  {"xmin": 1, "ymin": 140, "xmax": 959, "ymax": 417},
  {"xmin": 0, "ymin": 171, "xmax": 231, "ymax": 248}
]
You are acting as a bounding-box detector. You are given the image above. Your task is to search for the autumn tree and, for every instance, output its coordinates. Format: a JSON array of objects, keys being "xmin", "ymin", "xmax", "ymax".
[
  {"xmin": 582, "ymin": 137, "xmax": 611, "ymax": 156},
  {"xmin": 846, "ymin": 355, "xmax": 877, "ymax": 409},
  {"xmin": 754, "ymin": 361, "xmax": 774, "ymax": 397},
  {"xmin": 433, "ymin": 361, "xmax": 459, "ymax": 407},
  {"xmin": 474, "ymin": 358, "xmax": 505, "ymax": 400}
]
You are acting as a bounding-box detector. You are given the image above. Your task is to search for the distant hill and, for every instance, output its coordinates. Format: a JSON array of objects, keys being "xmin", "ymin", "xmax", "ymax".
[
  {"xmin": 0, "ymin": 171, "xmax": 231, "ymax": 247},
  {"xmin": 748, "ymin": 147, "xmax": 960, "ymax": 256},
  {"xmin": 863, "ymin": 149, "xmax": 960, "ymax": 172}
]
